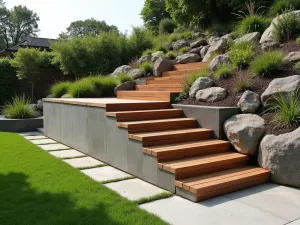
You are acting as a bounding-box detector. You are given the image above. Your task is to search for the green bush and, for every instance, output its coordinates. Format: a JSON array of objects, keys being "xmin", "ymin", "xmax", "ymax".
[
  {"xmin": 229, "ymin": 41, "xmax": 256, "ymax": 68},
  {"xmin": 50, "ymin": 81, "xmax": 72, "ymax": 98},
  {"xmin": 166, "ymin": 51, "xmax": 178, "ymax": 59},
  {"xmin": 214, "ymin": 64, "xmax": 234, "ymax": 80},
  {"xmin": 235, "ymin": 15, "xmax": 270, "ymax": 36},
  {"xmin": 117, "ymin": 73, "xmax": 133, "ymax": 83},
  {"xmin": 140, "ymin": 60, "xmax": 153, "ymax": 74},
  {"xmin": 159, "ymin": 18, "xmax": 176, "ymax": 34},
  {"xmin": 97, "ymin": 76, "xmax": 119, "ymax": 96},
  {"xmin": 294, "ymin": 61, "xmax": 300, "ymax": 69},
  {"xmin": 68, "ymin": 79, "xmax": 97, "ymax": 98},
  {"xmin": 3, "ymin": 95, "xmax": 36, "ymax": 119},
  {"xmin": 269, "ymin": 0, "xmax": 292, "ymax": 16},
  {"xmin": 0, "ymin": 58, "xmax": 17, "ymax": 105},
  {"xmin": 251, "ymin": 51, "xmax": 285, "ymax": 76},
  {"xmin": 273, "ymin": 11, "xmax": 300, "ymax": 42},
  {"xmin": 179, "ymin": 46, "xmax": 191, "ymax": 54}
]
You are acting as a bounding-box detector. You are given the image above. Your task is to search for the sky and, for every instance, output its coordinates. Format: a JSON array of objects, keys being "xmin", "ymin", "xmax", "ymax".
[{"xmin": 6, "ymin": 0, "xmax": 145, "ymax": 39}]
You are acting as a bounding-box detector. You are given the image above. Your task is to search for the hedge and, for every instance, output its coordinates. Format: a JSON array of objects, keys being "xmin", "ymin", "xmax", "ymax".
[{"xmin": 0, "ymin": 59, "xmax": 17, "ymax": 105}]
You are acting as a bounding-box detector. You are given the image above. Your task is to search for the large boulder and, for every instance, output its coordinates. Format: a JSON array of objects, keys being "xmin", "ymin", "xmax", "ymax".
[
  {"xmin": 114, "ymin": 81, "xmax": 136, "ymax": 96},
  {"xmin": 284, "ymin": 52, "xmax": 300, "ymax": 62},
  {"xmin": 129, "ymin": 69, "xmax": 144, "ymax": 79},
  {"xmin": 188, "ymin": 46, "xmax": 203, "ymax": 55},
  {"xmin": 224, "ymin": 114, "xmax": 265, "ymax": 156},
  {"xmin": 237, "ymin": 91, "xmax": 261, "ymax": 113},
  {"xmin": 234, "ymin": 32, "xmax": 261, "ymax": 43},
  {"xmin": 260, "ymin": 10, "xmax": 300, "ymax": 43},
  {"xmin": 176, "ymin": 53, "xmax": 201, "ymax": 64},
  {"xmin": 196, "ymin": 87, "xmax": 227, "ymax": 102},
  {"xmin": 172, "ymin": 39, "xmax": 189, "ymax": 51},
  {"xmin": 190, "ymin": 39, "xmax": 207, "ymax": 48},
  {"xmin": 258, "ymin": 127, "xmax": 300, "ymax": 187},
  {"xmin": 202, "ymin": 38, "xmax": 228, "ymax": 62},
  {"xmin": 153, "ymin": 57, "xmax": 174, "ymax": 76},
  {"xmin": 152, "ymin": 51, "xmax": 165, "ymax": 62},
  {"xmin": 189, "ymin": 77, "xmax": 214, "ymax": 98},
  {"xmin": 137, "ymin": 55, "xmax": 152, "ymax": 64},
  {"xmin": 261, "ymin": 75, "xmax": 300, "ymax": 106},
  {"xmin": 200, "ymin": 45, "xmax": 210, "ymax": 58},
  {"xmin": 209, "ymin": 54, "xmax": 231, "ymax": 71},
  {"xmin": 208, "ymin": 36, "xmax": 220, "ymax": 45},
  {"xmin": 111, "ymin": 65, "xmax": 131, "ymax": 77},
  {"xmin": 261, "ymin": 41, "xmax": 280, "ymax": 51}
]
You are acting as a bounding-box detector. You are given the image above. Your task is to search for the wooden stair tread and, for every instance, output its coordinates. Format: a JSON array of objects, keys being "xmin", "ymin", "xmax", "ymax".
[
  {"xmin": 158, "ymin": 152, "xmax": 249, "ymax": 173},
  {"xmin": 105, "ymin": 101, "xmax": 170, "ymax": 112},
  {"xmin": 174, "ymin": 62, "xmax": 209, "ymax": 70},
  {"xmin": 117, "ymin": 91, "xmax": 180, "ymax": 101},
  {"xmin": 117, "ymin": 118, "xmax": 195, "ymax": 127},
  {"xmin": 176, "ymin": 166, "xmax": 270, "ymax": 195}
]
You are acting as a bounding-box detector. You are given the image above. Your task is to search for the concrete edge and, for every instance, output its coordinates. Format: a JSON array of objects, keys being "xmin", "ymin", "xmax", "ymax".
[{"xmin": 0, "ymin": 117, "xmax": 43, "ymax": 132}]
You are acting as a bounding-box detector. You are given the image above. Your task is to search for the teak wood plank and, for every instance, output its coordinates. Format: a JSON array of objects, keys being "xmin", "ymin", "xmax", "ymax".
[{"xmin": 105, "ymin": 102, "xmax": 170, "ymax": 112}]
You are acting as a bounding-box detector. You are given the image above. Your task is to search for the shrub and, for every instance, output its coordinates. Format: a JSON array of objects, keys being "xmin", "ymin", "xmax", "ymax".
[
  {"xmin": 140, "ymin": 60, "xmax": 153, "ymax": 74},
  {"xmin": 251, "ymin": 51, "xmax": 285, "ymax": 76},
  {"xmin": 117, "ymin": 73, "xmax": 133, "ymax": 83},
  {"xmin": 50, "ymin": 82, "xmax": 72, "ymax": 98},
  {"xmin": 154, "ymin": 43, "xmax": 168, "ymax": 53},
  {"xmin": 179, "ymin": 46, "xmax": 191, "ymax": 54},
  {"xmin": 214, "ymin": 64, "xmax": 234, "ymax": 80},
  {"xmin": 294, "ymin": 61, "xmax": 300, "ymax": 69},
  {"xmin": 68, "ymin": 79, "xmax": 97, "ymax": 98},
  {"xmin": 229, "ymin": 41, "xmax": 256, "ymax": 68},
  {"xmin": 273, "ymin": 11, "xmax": 300, "ymax": 42},
  {"xmin": 265, "ymin": 90, "xmax": 300, "ymax": 127},
  {"xmin": 3, "ymin": 95, "xmax": 36, "ymax": 119},
  {"xmin": 235, "ymin": 15, "xmax": 270, "ymax": 36},
  {"xmin": 0, "ymin": 58, "xmax": 17, "ymax": 105},
  {"xmin": 159, "ymin": 18, "xmax": 176, "ymax": 34},
  {"xmin": 97, "ymin": 76, "xmax": 119, "ymax": 96},
  {"xmin": 166, "ymin": 51, "xmax": 178, "ymax": 59}
]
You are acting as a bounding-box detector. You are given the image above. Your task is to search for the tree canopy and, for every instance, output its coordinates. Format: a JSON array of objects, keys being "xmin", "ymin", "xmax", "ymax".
[
  {"xmin": 59, "ymin": 18, "xmax": 119, "ymax": 40},
  {"xmin": 141, "ymin": 0, "xmax": 171, "ymax": 33}
]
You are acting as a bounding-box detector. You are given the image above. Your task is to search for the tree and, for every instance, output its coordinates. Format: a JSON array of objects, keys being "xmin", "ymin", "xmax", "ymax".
[
  {"xmin": 141, "ymin": 0, "xmax": 171, "ymax": 33},
  {"xmin": 11, "ymin": 48, "xmax": 42, "ymax": 99},
  {"xmin": 59, "ymin": 18, "xmax": 119, "ymax": 39},
  {"xmin": 0, "ymin": 5, "xmax": 39, "ymax": 48}
]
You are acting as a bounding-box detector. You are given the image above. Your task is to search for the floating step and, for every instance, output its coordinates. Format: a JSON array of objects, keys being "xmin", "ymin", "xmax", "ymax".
[
  {"xmin": 117, "ymin": 91, "xmax": 179, "ymax": 101},
  {"xmin": 117, "ymin": 118, "xmax": 197, "ymax": 134},
  {"xmin": 129, "ymin": 128, "xmax": 213, "ymax": 147},
  {"xmin": 176, "ymin": 167, "xmax": 270, "ymax": 202},
  {"xmin": 174, "ymin": 62, "xmax": 209, "ymax": 71},
  {"xmin": 106, "ymin": 109, "xmax": 183, "ymax": 122},
  {"xmin": 158, "ymin": 152, "xmax": 249, "ymax": 179},
  {"xmin": 105, "ymin": 101, "xmax": 170, "ymax": 112},
  {"xmin": 142, "ymin": 140, "xmax": 231, "ymax": 162},
  {"xmin": 162, "ymin": 69, "xmax": 203, "ymax": 77},
  {"xmin": 136, "ymin": 84, "xmax": 183, "ymax": 91}
]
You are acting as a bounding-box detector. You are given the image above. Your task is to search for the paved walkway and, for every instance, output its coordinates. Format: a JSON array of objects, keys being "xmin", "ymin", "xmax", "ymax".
[{"xmin": 21, "ymin": 131, "xmax": 300, "ymax": 225}]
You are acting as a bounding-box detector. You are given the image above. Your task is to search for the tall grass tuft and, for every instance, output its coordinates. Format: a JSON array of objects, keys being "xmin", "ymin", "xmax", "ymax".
[
  {"xmin": 117, "ymin": 73, "xmax": 133, "ymax": 83},
  {"xmin": 140, "ymin": 60, "xmax": 153, "ymax": 75},
  {"xmin": 3, "ymin": 95, "xmax": 36, "ymax": 119},
  {"xmin": 214, "ymin": 64, "xmax": 234, "ymax": 80},
  {"xmin": 68, "ymin": 79, "xmax": 97, "ymax": 98},
  {"xmin": 251, "ymin": 51, "xmax": 284, "ymax": 76},
  {"xmin": 235, "ymin": 15, "xmax": 270, "ymax": 36},
  {"xmin": 50, "ymin": 81, "xmax": 72, "ymax": 98}
]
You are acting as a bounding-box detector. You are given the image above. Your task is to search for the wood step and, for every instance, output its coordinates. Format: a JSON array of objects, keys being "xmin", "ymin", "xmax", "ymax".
[
  {"xmin": 174, "ymin": 62, "xmax": 209, "ymax": 71},
  {"xmin": 129, "ymin": 128, "xmax": 213, "ymax": 147},
  {"xmin": 117, "ymin": 118, "xmax": 197, "ymax": 134},
  {"xmin": 142, "ymin": 140, "xmax": 231, "ymax": 162},
  {"xmin": 162, "ymin": 69, "xmax": 203, "ymax": 77},
  {"xmin": 106, "ymin": 109, "xmax": 183, "ymax": 122},
  {"xmin": 136, "ymin": 85, "xmax": 183, "ymax": 91},
  {"xmin": 158, "ymin": 152, "xmax": 249, "ymax": 179},
  {"xmin": 176, "ymin": 167, "xmax": 270, "ymax": 201},
  {"xmin": 105, "ymin": 101, "xmax": 170, "ymax": 112},
  {"xmin": 117, "ymin": 91, "xmax": 179, "ymax": 101}
]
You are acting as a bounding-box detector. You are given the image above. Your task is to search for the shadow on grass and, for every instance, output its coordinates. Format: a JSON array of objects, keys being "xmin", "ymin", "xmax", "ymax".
[{"xmin": 0, "ymin": 173, "xmax": 123, "ymax": 225}]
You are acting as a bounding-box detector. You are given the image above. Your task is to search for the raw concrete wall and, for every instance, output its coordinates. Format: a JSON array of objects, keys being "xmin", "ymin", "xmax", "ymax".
[
  {"xmin": 0, "ymin": 117, "xmax": 43, "ymax": 132},
  {"xmin": 172, "ymin": 104, "xmax": 240, "ymax": 139}
]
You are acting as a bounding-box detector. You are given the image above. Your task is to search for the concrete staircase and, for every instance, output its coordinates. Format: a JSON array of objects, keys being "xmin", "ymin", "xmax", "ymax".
[{"xmin": 110, "ymin": 62, "xmax": 270, "ymax": 202}]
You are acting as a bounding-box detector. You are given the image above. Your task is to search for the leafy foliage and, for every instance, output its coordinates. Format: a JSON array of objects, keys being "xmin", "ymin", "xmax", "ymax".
[
  {"xmin": 229, "ymin": 41, "xmax": 256, "ymax": 68},
  {"xmin": 179, "ymin": 46, "xmax": 191, "ymax": 54},
  {"xmin": 294, "ymin": 61, "xmax": 300, "ymax": 69},
  {"xmin": 251, "ymin": 51, "xmax": 284, "ymax": 76},
  {"xmin": 159, "ymin": 18, "xmax": 176, "ymax": 34},
  {"xmin": 140, "ymin": 60, "xmax": 153, "ymax": 75},
  {"xmin": 50, "ymin": 82, "xmax": 72, "ymax": 98},
  {"xmin": 166, "ymin": 51, "xmax": 178, "ymax": 59},
  {"xmin": 235, "ymin": 15, "xmax": 270, "ymax": 36},
  {"xmin": 117, "ymin": 73, "xmax": 133, "ymax": 83},
  {"xmin": 167, "ymin": 33, "xmax": 182, "ymax": 42},
  {"xmin": 214, "ymin": 64, "xmax": 234, "ymax": 80},
  {"xmin": 143, "ymin": 49, "xmax": 154, "ymax": 56},
  {"xmin": 0, "ymin": 58, "xmax": 17, "ymax": 105},
  {"xmin": 296, "ymin": 37, "xmax": 300, "ymax": 44},
  {"xmin": 3, "ymin": 95, "xmax": 36, "ymax": 119},
  {"xmin": 273, "ymin": 11, "xmax": 300, "ymax": 42}
]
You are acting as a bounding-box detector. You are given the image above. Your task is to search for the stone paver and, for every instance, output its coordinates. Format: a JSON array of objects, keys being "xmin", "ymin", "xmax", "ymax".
[
  {"xmin": 289, "ymin": 219, "xmax": 300, "ymax": 225},
  {"xmin": 49, "ymin": 149, "xmax": 85, "ymax": 159},
  {"xmin": 63, "ymin": 157, "xmax": 105, "ymax": 169},
  {"xmin": 224, "ymin": 183, "xmax": 300, "ymax": 222},
  {"xmin": 81, "ymin": 166, "xmax": 132, "ymax": 182},
  {"xmin": 140, "ymin": 196, "xmax": 287, "ymax": 225},
  {"xmin": 19, "ymin": 132, "xmax": 42, "ymax": 136},
  {"xmin": 105, "ymin": 178, "xmax": 168, "ymax": 201},
  {"xmin": 38, "ymin": 143, "xmax": 71, "ymax": 151},
  {"xmin": 24, "ymin": 135, "xmax": 47, "ymax": 140},
  {"xmin": 30, "ymin": 139, "xmax": 57, "ymax": 145}
]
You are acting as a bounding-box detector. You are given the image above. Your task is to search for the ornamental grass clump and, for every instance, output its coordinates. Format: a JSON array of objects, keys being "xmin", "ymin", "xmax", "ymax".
[
  {"xmin": 68, "ymin": 79, "xmax": 97, "ymax": 98},
  {"xmin": 50, "ymin": 81, "xmax": 72, "ymax": 98},
  {"xmin": 140, "ymin": 60, "xmax": 153, "ymax": 75},
  {"xmin": 235, "ymin": 15, "xmax": 270, "ymax": 36},
  {"xmin": 179, "ymin": 47, "xmax": 191, "ymax": 54},
  {"xmin": 117, "ymin": 73, "xmax": 133, "ymax": 83},
  {"xmin": 250, "ymin": 51, "xmax": 284, "ymax": 76},
  {"xmin": 166, "ymin": 51, "xmax": 178, "ymax": 59},
  {"xmin": 3, "ymin": 95, "xmax": 36, "ymax": 119},
  {"xmin": 186, "ymin": 68, "xmax": 211, "ymax": 87},
  {"xmin": 214, "ymin": 64, "xmax": 234, "ymax": 80},
  {"xmin": 229, "ymin": 41, "xmax": 256, "ymax": 68}
]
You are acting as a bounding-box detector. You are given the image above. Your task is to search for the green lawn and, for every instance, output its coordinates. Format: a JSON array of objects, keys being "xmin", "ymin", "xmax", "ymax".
[{"xmin": 0, "ymin": 132, "xmax": 168, "ymax": 225}]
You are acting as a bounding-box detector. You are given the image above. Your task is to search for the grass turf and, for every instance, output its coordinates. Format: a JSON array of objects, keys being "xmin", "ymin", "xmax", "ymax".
[{"xmin": 0, "ymin": 132, "xmax": 168, "ymax": 225}]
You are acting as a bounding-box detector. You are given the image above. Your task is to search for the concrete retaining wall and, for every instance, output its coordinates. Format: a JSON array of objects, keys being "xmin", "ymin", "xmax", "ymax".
[{"xmin": 0, "ymin": 117, "xmax": 43, "ymax": 132}]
